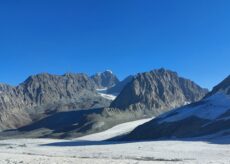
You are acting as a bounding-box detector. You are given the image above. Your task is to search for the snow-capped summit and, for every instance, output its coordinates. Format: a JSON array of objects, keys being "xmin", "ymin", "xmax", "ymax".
[{"xmin": 105, "ymin": 69, "xmax": 113, "ymax": 74}]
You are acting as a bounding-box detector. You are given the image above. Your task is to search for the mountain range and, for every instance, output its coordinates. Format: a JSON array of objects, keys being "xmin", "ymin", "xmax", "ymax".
[
  {"xmin": 0, "ymin": 72, "xmax": 114, "ymax": 130},
  {"xmin": 0, "ymin": 68, "xmax": 208, "ymax": 139}
]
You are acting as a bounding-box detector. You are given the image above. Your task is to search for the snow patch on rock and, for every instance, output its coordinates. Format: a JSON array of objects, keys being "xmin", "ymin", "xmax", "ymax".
[{"xmin": 96, "ymin": 88, "xmax": 117, "ymax": 100}]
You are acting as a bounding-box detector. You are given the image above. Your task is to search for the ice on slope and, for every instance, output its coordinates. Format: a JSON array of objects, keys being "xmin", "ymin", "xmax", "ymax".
[
  {"xmin": 98, "ymin": 92, "xmax": 116, "ymax": 100},
  {"xmin": 159, "ymin": 93, "xmax": 230, "ymax": 123},
  {"xmin": 77, "ymin": 118, "xmax": 152, "ymax": 141}
]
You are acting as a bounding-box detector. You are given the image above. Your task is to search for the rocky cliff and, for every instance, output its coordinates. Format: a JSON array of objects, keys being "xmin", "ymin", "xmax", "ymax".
[{"xmin": 110, "ymin": 68, "xmax": 208, "ymax": 116}]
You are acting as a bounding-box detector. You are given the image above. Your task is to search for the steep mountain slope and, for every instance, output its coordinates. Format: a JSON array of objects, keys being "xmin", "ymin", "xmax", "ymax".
[
  {"xmin": 91, "ymin": 70, "xmax": 119, "ymax": 89},
  {"xmin": 0, "ymin": 73, "xmax": 110, "ymax": 130},
  {"xmin": 207, "ymin": 75, "xmax": 230, "ymax": 96},
  {"xmin": 123, "ymin": 75, "xmax": 230, "ymax": 141},
  {"xmin": 106, "ymin": 75, "xmax": 134, "ymax": 95},
  {"xmin": 110, "ymin": 68, "xmax": 208, "ymax": 116}
]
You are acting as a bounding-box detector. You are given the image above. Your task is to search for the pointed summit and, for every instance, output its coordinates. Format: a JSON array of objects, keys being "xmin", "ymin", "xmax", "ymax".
[{"xmin": 91, "ymin": 70, "xmax": 119, "ymax": 89}]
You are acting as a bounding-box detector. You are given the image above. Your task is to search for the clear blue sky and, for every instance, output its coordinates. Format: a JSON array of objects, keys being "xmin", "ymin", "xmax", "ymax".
[{"xmin": 0, "ymin": 0, "xmax": 230, "ymax": 90}]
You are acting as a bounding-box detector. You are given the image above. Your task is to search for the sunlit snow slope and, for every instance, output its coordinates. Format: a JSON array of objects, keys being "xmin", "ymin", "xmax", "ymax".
[
  {"xmin": 77, "ymin": 118, "xmax": 152, "ymax": 141},
  {"xmin": 124, "ymin": 93, "xmax": 230, "ymax": 140}
]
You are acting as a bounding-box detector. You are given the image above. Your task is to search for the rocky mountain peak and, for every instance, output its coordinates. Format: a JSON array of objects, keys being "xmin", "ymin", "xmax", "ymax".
[
  {"xmin": 91, "ymin": 70, "xmax": 119, "ymax": 89},
  {"xmin": 110, "ymin": 68, "xmax": 208, "ymax": 116}
]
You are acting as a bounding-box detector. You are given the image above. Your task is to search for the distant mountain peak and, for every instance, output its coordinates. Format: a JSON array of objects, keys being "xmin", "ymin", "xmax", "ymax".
[
  {"xmin": 91, "ymin": 70, "xmax": 119, "ymax": 89},
  {"xmin": 105, "ymin": 69, "xmax": 113, "ymax": 74}
]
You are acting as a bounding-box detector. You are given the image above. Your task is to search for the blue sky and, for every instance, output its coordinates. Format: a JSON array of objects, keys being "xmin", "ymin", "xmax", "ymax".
[{"xmin": 0, "ymin": 0, "xmax": 230, "ymax": 89}]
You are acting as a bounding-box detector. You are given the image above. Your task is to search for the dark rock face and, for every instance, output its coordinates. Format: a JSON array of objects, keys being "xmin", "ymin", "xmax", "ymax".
[
  {"xmin": 0, "ymin": 73, "xmax": 110, "ymax": 130},
  {"xmin": 107, "ymin": 75, "xmax": 134, "ymax": 95},
  {"xmin": 91, "ymin": 70, "xmax": 119, "ymax": 89},
  {"xmin": 110, "ymin": 69, "xmax": 208, "ymax": 116},
  {"xmin": 123, "ymin": 116, "xmax": 210, "ymax": 141}
]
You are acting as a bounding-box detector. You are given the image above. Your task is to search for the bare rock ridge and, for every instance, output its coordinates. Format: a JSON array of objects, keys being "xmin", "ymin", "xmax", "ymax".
[
  {"xmin": 122, "ymin": 74, "xmax": 230, "ymax": 141},
  {"xmin": 0, "ymin": 73, "xmax": 110, "ymax": 130},
  {"xmin": 91, "ymin": 70, "xmax": 119, "ymax": 89},
  {"xmin": 110, "ymin": 68, "xmax": 208, "ymax": 116},
  {"xmin": 19, "ymin": 73, "xmax": 96, "ymax": 105}
]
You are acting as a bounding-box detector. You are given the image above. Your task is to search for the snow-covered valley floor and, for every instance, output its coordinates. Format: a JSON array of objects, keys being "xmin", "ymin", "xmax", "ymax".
[{"xmin": 0, "ymin": 118, "xmax": 230, "ymax": 164}]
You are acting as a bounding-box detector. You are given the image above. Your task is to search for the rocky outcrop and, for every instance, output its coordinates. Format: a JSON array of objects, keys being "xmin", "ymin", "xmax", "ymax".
[
  {"xmin": 91, "ymin": 70, "xmax": 119, "ymax": 89},
  {"xmin": 110, "ymin": 68, "xmax": 208, "ymax": 116}
]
